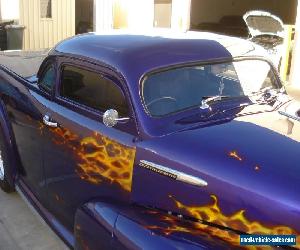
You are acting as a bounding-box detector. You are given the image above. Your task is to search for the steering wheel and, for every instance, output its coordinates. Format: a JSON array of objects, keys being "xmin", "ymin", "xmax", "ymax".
[{"xmin": 146, "ymin": 96, "xmax": 177, "ymax": 108}]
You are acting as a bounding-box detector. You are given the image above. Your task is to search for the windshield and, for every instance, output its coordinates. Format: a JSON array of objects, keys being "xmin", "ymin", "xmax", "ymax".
[{"xmin": 142, "ymin": 59, "xmax": 279, "ymax": 117}]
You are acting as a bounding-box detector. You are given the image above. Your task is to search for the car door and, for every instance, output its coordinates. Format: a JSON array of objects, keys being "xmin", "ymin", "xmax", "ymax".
[
  {"xmin": 41, "ymin": 58, "xmax": 137, "ymax": 231},
  {"xmin": 4, "ymin": 58, "xmax": 56, "ymax": 205}
]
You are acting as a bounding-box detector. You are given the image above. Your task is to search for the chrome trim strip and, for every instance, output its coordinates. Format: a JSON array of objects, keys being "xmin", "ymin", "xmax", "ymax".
[
  {"xmin": 139, "ymin": 160, "xmax": 208, "ymax": 187},
  {"xmin": 278, "ymin": 111, "xmax": 300, "ymax": 122}
]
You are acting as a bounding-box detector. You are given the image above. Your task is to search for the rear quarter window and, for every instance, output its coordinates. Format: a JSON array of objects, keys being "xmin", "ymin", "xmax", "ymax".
[{"xmin": 39, "ymin": 64, "xmax": 55, "ymax": 93}]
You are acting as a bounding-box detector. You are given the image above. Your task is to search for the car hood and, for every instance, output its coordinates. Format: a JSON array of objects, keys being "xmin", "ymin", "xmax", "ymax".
[
  {"xmin": 243, "ymin": 10, "xmax": 285, "ymax": 38},
  {"xmin": 132, "ymin": 100, "xmax": 300, "ymax": 246}
]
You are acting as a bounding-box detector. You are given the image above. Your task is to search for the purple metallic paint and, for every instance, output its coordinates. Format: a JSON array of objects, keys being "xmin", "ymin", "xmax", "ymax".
[{"xmin": 0, "ymin": 33, "xmax": 299, "ymax": 249}]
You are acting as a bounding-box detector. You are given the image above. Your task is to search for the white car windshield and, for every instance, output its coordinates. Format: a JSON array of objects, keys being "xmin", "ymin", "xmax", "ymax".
[{"xmin": 142, "ymin": 59, "xmax": 279, "ymax": 117}]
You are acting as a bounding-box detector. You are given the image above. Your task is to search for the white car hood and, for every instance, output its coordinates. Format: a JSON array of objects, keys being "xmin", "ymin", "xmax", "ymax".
[{"xmin": 243, "ymin": 10, "xmax": 285, "ymax": 38}]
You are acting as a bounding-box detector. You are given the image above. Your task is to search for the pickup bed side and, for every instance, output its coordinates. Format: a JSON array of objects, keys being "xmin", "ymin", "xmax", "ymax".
[{"xmin": 0, "ymin": 65, "xmax": 31, "ymax": 187}]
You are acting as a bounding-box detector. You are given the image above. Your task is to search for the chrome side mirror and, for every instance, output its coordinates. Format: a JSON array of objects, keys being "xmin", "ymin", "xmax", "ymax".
[{"xmin": 103, "ymin": 109, "xmax": 130, "ymax": 127}]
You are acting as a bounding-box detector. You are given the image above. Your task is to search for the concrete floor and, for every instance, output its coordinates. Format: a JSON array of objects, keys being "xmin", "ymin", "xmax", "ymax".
[{"xmin": 0, "ymin": 190, "xmax": 68, "ymax": 250}]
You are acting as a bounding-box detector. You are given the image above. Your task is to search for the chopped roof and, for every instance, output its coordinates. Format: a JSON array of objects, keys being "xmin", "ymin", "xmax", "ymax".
[{"xmin": 53, "ymin": 31, "xmax": 263, "ymax": 81}]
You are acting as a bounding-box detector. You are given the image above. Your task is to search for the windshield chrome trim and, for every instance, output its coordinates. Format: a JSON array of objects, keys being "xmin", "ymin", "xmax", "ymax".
[{"xmin": 278, "ymin": 111, "xmax": 300, "ymax": 122}]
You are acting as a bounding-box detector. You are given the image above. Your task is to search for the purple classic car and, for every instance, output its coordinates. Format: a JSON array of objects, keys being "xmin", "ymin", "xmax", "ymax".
[{"xmin": 0, "ymin": 31, "xmax": 299, "ymax": 249}]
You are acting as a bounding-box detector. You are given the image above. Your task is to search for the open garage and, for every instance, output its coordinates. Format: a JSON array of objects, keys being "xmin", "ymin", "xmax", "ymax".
[{"xmin": 190, "ymin": 0, "xmax": 298, "ymax": 32}]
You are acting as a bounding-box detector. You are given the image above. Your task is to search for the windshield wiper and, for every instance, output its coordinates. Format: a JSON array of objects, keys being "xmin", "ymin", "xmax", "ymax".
[
  {"xmin": 200, "ymin": 76, "xmax": 229, "ymax": 109},
  {"xmin": 200, "ymin": 86, "xmax": 286, "ymax": 111},
  {"xmin": 200, "ymin": 96, "xmax": 230, "ymax": 110},
  {"xmin": 198, "ymin": 87, "xmax": 289, "ymax": 120}
]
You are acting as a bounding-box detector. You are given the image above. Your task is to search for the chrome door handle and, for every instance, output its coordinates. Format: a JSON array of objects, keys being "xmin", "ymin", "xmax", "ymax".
[{"xmin": 43, "ymin": 115, "xmax": 58, "ymax": 128}]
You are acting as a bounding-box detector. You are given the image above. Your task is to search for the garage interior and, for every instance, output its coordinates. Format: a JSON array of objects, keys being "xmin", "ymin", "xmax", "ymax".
[
  {"xmin": 190, "ymin": 0, "xmax": 298, "ymax": 36},
  {"xmin": 75, "ymin": 0, "xmax": 94, "ymax": 34},
  {"xmin": 189, "ymin": 0, "xmax": 298, "ymax": 80}
]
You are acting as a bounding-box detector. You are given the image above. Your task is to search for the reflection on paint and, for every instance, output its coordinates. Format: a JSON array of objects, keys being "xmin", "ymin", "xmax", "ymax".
[
  {"xmin": 75, "ymin": 224, "xmax": 90, "ymax": 250},
  {"xmin": 147, "ymin": 195, "xmax": 300, "ymax": 249},
  {"xmin": 254, "ymin": 165, "xmax": 261, "ymax": 171},
  {"xmin": 40, "ymin": 123, "xmax": 135, "ymax": 192}
]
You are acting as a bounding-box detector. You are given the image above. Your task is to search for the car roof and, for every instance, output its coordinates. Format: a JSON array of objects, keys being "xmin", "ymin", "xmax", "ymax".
[{"xmin": 52, "ymin": 30, "xmax": 262, "ymax": 82}]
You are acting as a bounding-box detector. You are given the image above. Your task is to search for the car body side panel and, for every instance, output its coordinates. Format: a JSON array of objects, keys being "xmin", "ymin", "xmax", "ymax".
[
  {"xmin": 0, "ymin": 68, "xmax": 49, "ymax": 204},
  {"xmin": 33, "ymin": 89, "xmax": 136, "ymax": 230},
  {"xmin": 131, "ymin": 114, "xmax": 300, "ymax": 247},
  {"xmin": 74, "ymin": 203, "xmax": 119, "ymax": 250}
]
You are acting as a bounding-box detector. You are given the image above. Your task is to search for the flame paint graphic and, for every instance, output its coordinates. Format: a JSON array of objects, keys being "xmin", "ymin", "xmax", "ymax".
[
  {"xmin": 76, "ymin": 132, "xmax": 135, "ymax": 192},
  {"xmin": 228, "ymin": 151, "xmax": 243, "ymax": 161},
  {"xmin": 147, "ymin": 195, "xmax": 300, "ymax": 249},
  {"xmin": 146, "ymin": 212, "xmax": 242, "ymax": 249},
  {"xmin": 41, "ymin": 124, "xmax": 135, "ymax": 192}
]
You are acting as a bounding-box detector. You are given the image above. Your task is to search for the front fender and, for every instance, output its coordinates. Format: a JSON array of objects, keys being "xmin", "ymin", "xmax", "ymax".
[{"xmin": 74, "ymin": 201, "xmax": 237, "ymax": 250}]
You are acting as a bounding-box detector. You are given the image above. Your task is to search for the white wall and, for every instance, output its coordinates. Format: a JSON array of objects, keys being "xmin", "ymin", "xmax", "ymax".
[
  {"xmin": 171, "ymin": 0, "xmax": 191, "ymax": 31},
  {"xmin": 125, "ymin": 0, "xmax": 190, "ymax": 31},
  {"xmin": 110, "ymin": 0, "xmax": 191, "ymax": 31},
  {"xmin": 190, "ymin": 0, "xmax": 297, "ymax": 27},
  {"xmin": 290, "ymin": 0, "xmax": 300, "ymax": 86},
  {"xmin": 0, "ymin": 0, "xmax": 19, "ymax": 21},
  {"xmin": 94, "ymin": 0, "xmax": 113, "ymax": 31},
  {"xmin": 127, "ymin": 0, "xmax": 154, "ymax": 30}
]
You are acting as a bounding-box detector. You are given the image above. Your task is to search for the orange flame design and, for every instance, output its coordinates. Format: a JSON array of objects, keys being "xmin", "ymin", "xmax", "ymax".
[
  {"xmin": 76, "ymin": 132, "xmax": 135, "ymax": 192},
  {"xmin": 43, "ymin": 125, "xmax": 135, "ymax": 192},
  {"xmin": 228, "ymin": 151, "xmax": 243, "ymax": 161},
  {"xmin": 147, "ymin": 195, "xmax": 300, "ymax": 249}
]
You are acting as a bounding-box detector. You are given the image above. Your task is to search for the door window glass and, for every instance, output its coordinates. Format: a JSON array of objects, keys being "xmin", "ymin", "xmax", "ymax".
[{"xmin": 60, "ymin": 65, "xmax": 129, "ymax": 116}]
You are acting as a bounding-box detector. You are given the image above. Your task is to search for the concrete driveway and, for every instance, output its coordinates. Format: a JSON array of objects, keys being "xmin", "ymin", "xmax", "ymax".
[{"xmin": 0, "ymin": 191, "xmax": 68, "ymax": 250}]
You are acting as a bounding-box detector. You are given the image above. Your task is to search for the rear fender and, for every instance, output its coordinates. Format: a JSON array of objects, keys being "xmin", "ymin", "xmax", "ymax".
[
  {"xmin": 0, "ymin": 99, "xmax": 20, "ymax": 185},
  {"xmin": 74, "ymin": 202, "xmax": 119, "ymax": 250}
]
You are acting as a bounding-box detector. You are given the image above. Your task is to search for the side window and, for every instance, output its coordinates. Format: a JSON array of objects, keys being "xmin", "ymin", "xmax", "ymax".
[
  {"xmin": 39, "ymin": 65, "xmax": 55, "ymax": 93},
  {"xmin": 60, "ymin": 65, "xmax": 129, "ymax": 116},
  {"xmin": 41, "ymin": 0, "xmax": 52, "ymax": 18}
]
